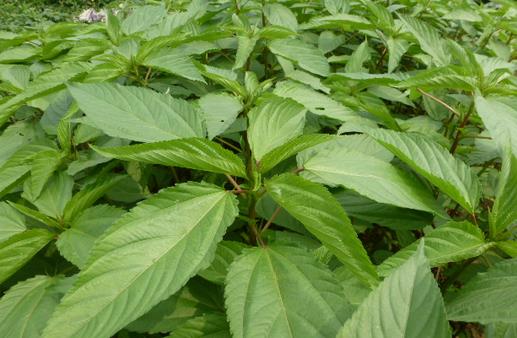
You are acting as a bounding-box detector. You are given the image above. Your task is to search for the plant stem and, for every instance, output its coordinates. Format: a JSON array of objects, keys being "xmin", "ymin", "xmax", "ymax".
[
  {"xmin": 225, "ymin": 174, "xmax": 245, "ymax": 195},
  {"xmin": 418, "ymin": 88, "xmax": 461, "ymax": 117},
  {"xmin": 450, "ymin": 102, "xmax": 474, "ymax": 154},
  {"xmin": 261, "ymin": 206, "xmax": 282, "ymax": 234}
]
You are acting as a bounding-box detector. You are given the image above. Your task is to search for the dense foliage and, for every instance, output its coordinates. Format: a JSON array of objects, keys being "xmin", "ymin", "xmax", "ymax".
[{"xmin": 0, "ymin": 0, "xmax": 516, "ymax": 337}]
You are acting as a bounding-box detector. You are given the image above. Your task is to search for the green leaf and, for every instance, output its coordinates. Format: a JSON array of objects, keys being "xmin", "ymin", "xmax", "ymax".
[
  {"xmin": 345, "ymin": 40, "xmax": 370, "ymax": 73},
  {"xmin": 28, "ymin": 149, "xmax": 63, "ymax": 199},
  {"xmin": 258, "ymin": 134, "xmax": 334, "ymax": 173},
  {"xmin": 0, "ymin": 165, "xmax": 31, "ymax": 198},
  {"xmin": 396, "ymin": 67, "xmax": 477, "ymax": 91},
  {"xmin": 23, "ymin": 171, "xmax": 73, "ymax": 219},
  {"xmin": 68, "ymin": 83, "xmax": 205, "ymax": 142},
  {"xmin": 0, "ymin": 229, "xmax": 54, "ymax": 284},
  {"xmin": 248, "ymin": 96, "xmax": 306, "ymax": 161},
  {"xmin": 8, "ymin": 202, "xmax": 61, "ymax": 229},
  {"xmin": 42, "ymin": 183, "xmax": 238, "ymax": 338},
  {"xmin": 338, "ymin": 242, "xmax": 451, "ymax": 338},
  {"xmin": 269, "ymin": 39, "xmax": 330, "ymax": 76},
  {"xmin": 198, "ymin": 241, "xmax": 247, "ymax": 285},
  {"xmin": 300, "ymin": 147, "xmax": 445, "ymax": 216},
  {"xmin": 127, "ymin": 277, "xmax": 224, "ymax": 334},
  {"xmin": 386, "ymin": 37, "xmax": 408, "ymax": 73},
  {"xmin": 63, "ymin": 175, "xmax": 125, "ymax": 223},
  {"xmin": 446, "ymin": 257, "xmax": 517, "ymax": 324},
  {"xmin": 225, "ymin": 245, "xmax": 354, "ymax": 338},
  {"xmin": 334, "ymin": 190, "xmax": 433, "ymax": 231},
  {"xmin": 399, "ymin": 15, "xmax": 450, "ymax": 66},
  {"xmin": 274, "ymin": 80, "xmax": 356, "ymax": 121},
  {"xmin": 0, "ymin": 275, "xmax": 72, "ymax": 338},
  {"xmin": 167, "ymin": 313, "xmax": 230, "ymax": 338},
  {"xmin": 475, "ymin": 95, "xmax": 517, "ymax": 157},
  {"xmin": 121, "ymin": 5, "xmax": 166, "ymax": 35},
  {"xmin": 0, "ymin": 63, "xmax": 90, "ymax": 127},
  {"xmin": 57, "ymin": 205, "xmax": 126, "ymax": 268},
  {"xmin": 266, "ymin": 173, "xmax": 378, "ymax": 286},
  {"xmin": 378, "ymin": 221, "xmax": 493, "ymax": 277},
  {"xmin": 0, "ymin": 202, "xmax": 26, "ymax": 242},
  {"xmin": 92, "ymin": 138, "xmax": 247, "ymax": 178},
  {"xmin": 490, "ymin": 149, "xmax": 517, "ymax": 236},
  {"xmin": 198, "ymin": 93, "xmax": 243, "ymax": 139},
  {"xmin": 234, "ymin": 35, "xmax": 258, "ymax": 70},
  {"xmin": 367, "ymin": 129, "xmax": 480, "ymax": 212},
  {"xmin": 143, "ymin": 48, "xmax": 205, "ymax": 82},
  {"xmin": 263, "ymin": 4, "xmax": 298, "ymax": 32}
]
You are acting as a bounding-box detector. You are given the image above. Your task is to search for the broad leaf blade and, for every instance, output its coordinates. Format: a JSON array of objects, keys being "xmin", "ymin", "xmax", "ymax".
[
  {"xmin": 475, "ymin": 95, "xmax": 517, "ymax": 157},
  {"xmin": 490, "ymin": 149, "xmax": 517, "ymax": 236},
  {"xmin": 300, "ymin": 147, "xmax": 445, "ymax": 216},
  {"xmin": 0, "ymin": 275, "xmax": 73, "ymax": 338},
  {"xmin": 269, "ymin": 39, "xmax": 330, "ymax": 76},
  {"xmin": 247, "ymin": 96, "xmax": 306, "ymax": 161},
  {"xmin": 338, "ymin": 242, "xmax": 450, "ymax": 338},
  {"xmin": 143, "ymin": 48, "xmax": 205, "ymax": 83},
  {"xmin": 42, "ymin": 183, "xmax": 238, "ymax": 338},
  {"xmin": 0, "ymin": 229, "xmax": 54, "ymax": 284},
  {"xmin": 378, "ymin": 221, "xmax": 492, "ymax": 276},
  {"xmin": 266, "ymin": 173, "xmax": 378, "ymax": 286},
  {"xmin": 92, "ymin": 138, "xmax": 247, "ymax": 178},
  {"xmin": 274, "ymin": 80, "xmax": 356, "ymax": 121},
  {"xmin": 225, "ymin": 245, "xmax": 354, "ymax": 338},
  {"xmin": 68, "ymin": 83, "xmax": 205, "ymax": 142},
  {"xmin": 447, "ymin": 258, "xmax": 517, "ymax": 324},
  {"xmin": 367, "ymin": 129, "xmax": 480, "ymax": 212},
  {"xmin": 258, "ymin": 134, "xmax": 334, "ymax": 173},
  {"xmin": 57, "ymin": 205, "xmax": 126, "ymax": 268}
]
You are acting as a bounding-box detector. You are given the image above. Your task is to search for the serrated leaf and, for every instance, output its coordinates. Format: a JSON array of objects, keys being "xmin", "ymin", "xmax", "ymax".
[
  {"xmin": 198, "ymin": 93, "xmax": 243, "ymax": 139},
  {"xmin": 266, "ymin": 173, "xmax": 378, "ymax": 286},
  {"xmin": 23, "ymin": 171, "xmax": 73, "ymax": 219},
  {"xmin": 300, "ymin": 147, "xmax": 445, "ymax": 216},
  {"xmin": 92, "ymin": 138, "xmax": 246, "ymax": 178},
  {"xmin": 42, "ymin": 183, "xmax": 238, "ymax": 338},
  {"xmin": 345, "ymin": 40, "xmax": 370, "ymax": 73},
  {"xmin": 0, "ymin": 229, "xmax": 54, "ymax": 284},
  {"xmin": 198, "ymin": 241, "xmax": 247, "ymax": 285},
  {"xmin": 225, "ymin": 245, "xmax": 354, "ymax": 338},
  {"xmin": 63, "ymin": 175, "xmax": 125, "ymax": 223},
  {"xmin": 143, "ymin": 48, "xmax": 205, "ymax": 82},
  {"xmin": 399, "ymin": 15, "xmax": 450, "ymax": 66},
  {"xmin": 386, "ymin": 37, "xmax": 408, "ymax": 73},
  {"xmin": 0, "ymin": 165, "xmax": 31, "ymax": 198},
  {"xmin": 490, "ymin": 149, "xmax": 517, "ymax": 236},
  {"xmin": 0, "ymin": 202, "xmax": 26, "ymax": 242},
  {"xmin": 274, "ymin": 80, "xmax": 356, "ymax": 121},
  {"xmin": 334, "ymin": 190, "xmax": 433, "ymax": 230},
  {"xmin": 167, "ymin": 313, "xmax": 230, "ymax": 338},
  {"xmin": 68, "ymin": 83, "xmax": 205, "ymax": 143},
  {"xmin": 378, "ymin": 221, "xmax": 492, "ymax": 276},
  {"xmin": 338, "ymin": 242, "xmax": 450, "ymax": 338},
  {"xmin": 263, "ymin": 4, "xmax": 298, "ymax": 32},
  {"xmin": 446, "ymin": 257, "xmax": 517, "ymax": 324},
  {"xmin": 475, "ymin": 95, "xmax": 517, "ymax": 157},
  {"xmin": 0, "ymin": 63, "xmax": 90, "ymax": 127},
  {"xmin": 258, "ymin": 134, "xmax": 334, "ymax": 173},
  {"xmin": 269, "ymin": 39, "xmax": 330, "ymax": 76},
  {"xmin": 234, "ymin": 36, "xmax": 258, "ymax": 70},
  {"xmin": 127, "ymin": 277, "xmax": 224, "ymax": 334},
  {"xmin": 28, "ymin": 149, "xmax": 62, "ymax": 199},
  {"xmin": 367, "ymin": 129, "xmax": 480, "ymax": 212},
  {"xmin": 248, "ymin": 96, "xmax": 306, "ymax": 161},
  {"xmin": 121, "ymin": 5, "xmax": 166, "ymax": 35},
  {"xmin": 0, "ymin": 275, "xmax": 73, "ymax": 338},
  {"xmin": 57, "ymin": 205, "xmax": 126, "ymax": 268}
]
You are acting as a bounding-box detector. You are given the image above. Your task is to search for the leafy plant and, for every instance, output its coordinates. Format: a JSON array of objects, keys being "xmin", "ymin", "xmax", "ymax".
[{"xmin": 0, "ymin": 0, "xmax": 516, "ymax": 337}]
